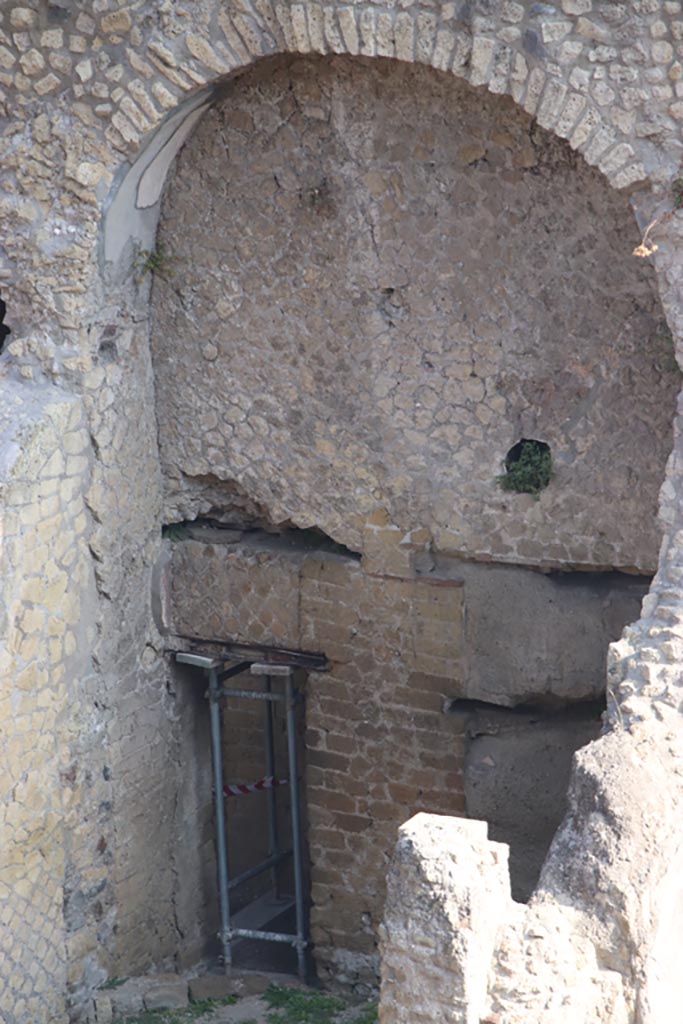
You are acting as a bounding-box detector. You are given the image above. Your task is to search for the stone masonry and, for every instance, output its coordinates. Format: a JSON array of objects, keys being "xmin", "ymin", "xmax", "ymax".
[
  {"xmin": 2, "ymin": 1, "xmax": 683, "ymax": 1022},
  {"xmin": 152, "ymin": 54, "xmax": 678, "ymax": 574}
]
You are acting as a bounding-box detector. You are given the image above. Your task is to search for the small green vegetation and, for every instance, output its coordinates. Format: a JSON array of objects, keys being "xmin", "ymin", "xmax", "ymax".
[
  {"xmin": 187, "ymin": 998, "xmax": 237, "ymax": 1016},
  {"xmin": 101, "ymin": 977, "xmax": 128, "ymax": 990},
  {"xmin": 111, "ymin": 986, "xmax": 376, "ymax": 1024},
  {"xmin": 263, "ymin": 984, "xmax": 345, "ymax": 1024},
  {"xmin": 349, "ymin": 1001, "xmax": 378, "ymax": 1024},
  {"xmin": 498, "ymin": 440, "xmax": 552, "ymax": 497},
  {"xmin": 672, "ymin": 176, "xmax": 683, "ymax": 210},
  {"xmin": 113, "ymin": 996, "xmax": 236, "ymax": 1024},
  {"xmin": 134, "ymin": 243, "xmax": 173, "ymax": 282}
]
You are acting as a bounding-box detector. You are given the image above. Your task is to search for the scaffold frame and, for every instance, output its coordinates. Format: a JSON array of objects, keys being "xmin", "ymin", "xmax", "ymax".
[{"xmin": 176, "ymin": 649, "xmax": 319, "ymax": 981}]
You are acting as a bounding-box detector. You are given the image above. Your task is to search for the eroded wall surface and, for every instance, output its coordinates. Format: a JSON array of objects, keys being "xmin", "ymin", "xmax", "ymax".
[
  {"xmin": 0, "ymin": 383, "xmax": 95, "ymax": 1022},
  {"xmin": 151, "ymin": 55, "xmax": 678, "ymax": 573},
  {"xmin": 1, "ymin": 0, "xmax": 683, "ymax": 1021}
]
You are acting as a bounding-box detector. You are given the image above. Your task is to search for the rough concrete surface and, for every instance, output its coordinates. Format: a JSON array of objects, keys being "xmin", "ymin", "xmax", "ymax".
[{"xmin": 462, "ymin": 703, "xmax": 602, "ymax": 902}]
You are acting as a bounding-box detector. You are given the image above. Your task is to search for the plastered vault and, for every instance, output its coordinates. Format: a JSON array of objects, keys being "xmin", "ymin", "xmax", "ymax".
[{"xmin": 3, "ymin": 1, "xmax": 683, "ymax": 1022}]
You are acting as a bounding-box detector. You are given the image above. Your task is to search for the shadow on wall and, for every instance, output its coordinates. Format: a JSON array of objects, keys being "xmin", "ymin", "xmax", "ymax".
[
  {"xmin": 454, "ymin": 698, "xmax": 604, "ymax": 902},
  {"xmin": 438, "ymin": 559, "xmax": 650, "ymax": 902},
  {"xmin": 0, "ymin": 295, "xmax": 10, "ymax": 352}
]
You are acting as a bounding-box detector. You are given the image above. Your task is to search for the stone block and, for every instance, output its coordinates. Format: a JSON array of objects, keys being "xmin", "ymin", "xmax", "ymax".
[
  {"xmin": 379, "ymin": 814, "xmax": 511, "ymax": 1023},
  {"xmin": 142, "ymin": 973, "xmax": 189, "ymax": 1010},
  {"xmin": 362, "ymin": 522, "xmax": 413, "ymax": 578},
  {"xmin": 189, "ymin": 975, "xmax": 234, "ymax": 1002},
  {"xmin": 109, "ymin": 980, "xmax": 145, "ymax": 1016},
  {"xmin": 232, "ymin": 971, "xmax": 275, "ymax": 996},
  {"xmin": 93, "ymin": 994, "xmax": 113, "ymax": 1024}
]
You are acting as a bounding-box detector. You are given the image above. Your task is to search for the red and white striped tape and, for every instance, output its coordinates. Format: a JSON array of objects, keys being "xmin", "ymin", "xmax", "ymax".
[{"xmin": 223, "ymin": 775, "xmax": 289, "ymax": 798}]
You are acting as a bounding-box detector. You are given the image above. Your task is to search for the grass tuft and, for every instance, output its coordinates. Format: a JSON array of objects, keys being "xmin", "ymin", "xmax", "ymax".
[{"xmin": 263, "ymin": 984, "xmax": 345, "ymax": 1024}]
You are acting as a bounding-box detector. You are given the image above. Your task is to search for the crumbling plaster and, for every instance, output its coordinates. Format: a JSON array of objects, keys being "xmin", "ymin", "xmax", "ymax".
[{"xmin": 1, "ymin": 1, "xmax": 683, "ymax": 1022}]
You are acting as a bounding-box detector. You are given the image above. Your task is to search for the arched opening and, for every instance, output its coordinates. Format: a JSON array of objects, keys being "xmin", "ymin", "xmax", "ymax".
[
  {"xmin": 151, "ymin": 54, "xmax": 676, "ymax": 575},
  {"xmin": 145, "ymin": 52, "xmax": 679, "ymax": 989}
]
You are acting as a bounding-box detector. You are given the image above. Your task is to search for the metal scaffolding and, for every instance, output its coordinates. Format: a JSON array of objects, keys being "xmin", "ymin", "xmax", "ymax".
[{"xmin": 176, "ymin": 650, "xmax": 314, "ymax": 980}]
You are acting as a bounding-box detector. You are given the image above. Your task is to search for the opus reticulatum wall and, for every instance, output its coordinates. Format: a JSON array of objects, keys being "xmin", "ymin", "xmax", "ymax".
[
  {"xmin": 3, "ymin": 1, "xmax": 683, "ymax": 1022},
  {"xmin": 152, "ymin": 54, "xmax": 676, "ymax": 573}
]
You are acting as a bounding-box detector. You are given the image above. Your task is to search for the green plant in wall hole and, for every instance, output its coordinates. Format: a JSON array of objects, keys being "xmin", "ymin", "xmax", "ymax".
[{"xmin": 497, "ymin": 439, "xmax": 552, "ymax": 497}]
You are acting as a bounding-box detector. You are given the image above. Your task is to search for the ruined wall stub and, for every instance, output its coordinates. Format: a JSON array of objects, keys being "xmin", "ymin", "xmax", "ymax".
[
  {"xmin": 152, "ymin": 55, "xmax": 678, "ymax": 574},
  {"xmin": 2, "ymin": 1, "xmax": 683, "ymax": 1021}
]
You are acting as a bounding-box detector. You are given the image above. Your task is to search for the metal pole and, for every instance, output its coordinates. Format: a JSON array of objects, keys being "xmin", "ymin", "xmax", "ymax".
[
  {"xmin": 264, "ymin": 674, "xmax": 281, "ymax": 899},
  {"xmin": 209, "ymin": 666, "xmax": 232, "ymax": 971},
  {"xmin": 286, "ymin": 673, "xmax": 307, "ymax": 981}
]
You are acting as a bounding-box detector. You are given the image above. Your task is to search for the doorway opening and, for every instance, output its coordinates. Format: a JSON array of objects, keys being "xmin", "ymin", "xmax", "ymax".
[{"xmin": 175, "ymin": 643, "xmax": 328, "ymax": 982}]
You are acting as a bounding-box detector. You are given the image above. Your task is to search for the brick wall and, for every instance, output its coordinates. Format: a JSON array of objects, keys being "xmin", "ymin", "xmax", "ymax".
[
  {"xmin": 301, "ymin": 557, "xmax": 466, "ymax": 990},
  {"xmin": 168, "ymin": 531, "xmax": 466, "ymax": 989},
  {"xmin": 167, "ymin": 523, "xmax": 648, "ymax": 990}
]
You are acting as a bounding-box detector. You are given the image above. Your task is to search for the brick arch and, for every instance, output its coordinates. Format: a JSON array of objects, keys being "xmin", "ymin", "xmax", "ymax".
[{"xmin": 103, "ymin": 0, "xmax": 651, "ymax": 224}]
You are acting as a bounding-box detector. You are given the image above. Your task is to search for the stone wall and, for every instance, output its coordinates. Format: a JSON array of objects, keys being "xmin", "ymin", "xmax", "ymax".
[
  {"xmin": 0, "ymin": 383, "xmax": 95, "ymax": 1023},
  {"xmin": 1, "ymin": 0, "xmax": 683, "ymax": 1020},
  {"xmin": 379, "ymin": 814, "xmax": 511, "ymax": 1024},
  {"xmin": 151, "ymin": 55, "xmax": 678, "ymax": 574},
  {"xmin": 444, "ymin": 561, "xmax": 650, "ymax": 706},
  {"xmin": 460, "ymin": 701, "xmax": 603, "ymax": 902}
]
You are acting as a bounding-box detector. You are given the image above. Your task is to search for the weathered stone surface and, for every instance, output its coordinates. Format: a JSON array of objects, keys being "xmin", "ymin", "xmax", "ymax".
[
  {"xmin": 142, "ymin": 973, "xmax": 189, "ymax": 1010},
  {"xmin": 189, "ymin": 974, "xmax": 239, "ymax": 1002},
  {"xmin": 152, "ymin": 56, "xmax": 676, "ymax": 576},
  {"xmin": 462, "ymin": 702, "xmax": 602, "ymax": 901},
  {"xmin": 379, "ymin": 813, "xmax": 511, "ymax": 1023},
  {"xmin": 92, "ymin": 994, "xmax": 113, "ymax": 1024},
  {"xmin": 2, "ymin": 1, "xmax": 683, "ymax": 1021},
  {"xmin": 109, "ymin": 979, "xmax": 145, "ymax": 1016}
]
